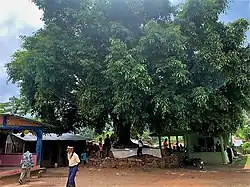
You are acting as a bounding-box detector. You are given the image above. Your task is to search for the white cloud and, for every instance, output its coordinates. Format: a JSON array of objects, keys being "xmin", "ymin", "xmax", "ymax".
[
  {"xmin": 170, "ymin": 0, "xmax": 184, "ymax": 4},
  {"xmin": 0, "ymin": 27, "xmax": 9, "ymax": 37},
  {"xmin": 0, "ymin": 65, "xmax": 7, "ymax": 77},
  {"xmin": 0, "ymin": 0, "xmax": 43, "ymax": 30}
]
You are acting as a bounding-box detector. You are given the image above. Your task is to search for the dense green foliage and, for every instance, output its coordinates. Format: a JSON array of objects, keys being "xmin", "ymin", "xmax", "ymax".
[
  {"xmin": 6, "ymin": 0, "xmax": 250, "ymax": 145},
  {"xmin": 241, "ymin": 142, "xmax": 250, "ymax": 154},
  {"xmin": 0, "ymin": 97, "xmax": 29, "ymax": 115},
  {"xmin": 236, "ymin": 113, "xmax": 250, "ymax": 140}
]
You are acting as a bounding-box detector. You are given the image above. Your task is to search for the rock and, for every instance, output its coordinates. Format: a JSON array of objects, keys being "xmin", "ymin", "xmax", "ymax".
[
  {"xmin": 152, "ymin": 160, "xmax": 158, "ymax": 168},
  {"xmin": 143, "ymin": 167, "xmax": 152, "ymax": 172},
  {"xmin": 160, "ymin": 161, "xmax": 166, "ymax": 169}
]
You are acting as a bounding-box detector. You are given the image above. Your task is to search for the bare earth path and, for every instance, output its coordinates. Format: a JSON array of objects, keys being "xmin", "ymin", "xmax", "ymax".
[{"xmin": 0, "ymin": 167, "xmax": 250, "ymax": 187}]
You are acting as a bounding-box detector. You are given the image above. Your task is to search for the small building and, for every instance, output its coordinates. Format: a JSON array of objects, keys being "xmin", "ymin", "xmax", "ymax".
[
  {"xmin": 0, "ymin": 114, "xmax": 46, "ymax": 167},
  {"xmin": 6, "ymin": 132, "xmax": 89, "ymax": 167},
  {"xmin": 151, "ymin": 131, "xmax": 229, "ymax": 165}
]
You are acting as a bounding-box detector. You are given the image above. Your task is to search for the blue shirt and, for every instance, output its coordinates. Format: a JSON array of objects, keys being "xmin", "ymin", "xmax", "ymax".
[{"xmin": 81, "ymin": 153, "xmax": 87, "ymax": 161}]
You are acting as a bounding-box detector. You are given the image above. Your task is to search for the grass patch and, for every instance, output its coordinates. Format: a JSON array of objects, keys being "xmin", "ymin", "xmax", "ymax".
[{"xmin": 234, "ymin": 155, "xmax": 250, "ymax": 167}]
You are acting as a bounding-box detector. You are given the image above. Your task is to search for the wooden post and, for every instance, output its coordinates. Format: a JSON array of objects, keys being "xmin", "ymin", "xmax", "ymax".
[
  {"xmin": 158, "ymin": 136, "xmax": 163, "ymax": 158},
  {"xmin": 10, "ymin": 135, "xmax": 17, "ymax": 153},
  {"xmin": 184, "ymin": 134, "xmax": 186, "ymax": 147},
  {"xmin": 168, "ymin": 136, "xmax": 171, "ymax": 149},
  {"xmin": 58, "ymin": 143, "xmax": 61, "ymax": 167},
  {"xmin": 35, "ymin": 128, "xmax": 43, "ymax": 165},
  {"xmin": 185, "ymin": 134, "xmax": 191, "ymax": 159},
  {"xmin": 220, "ymin": 135, "xmax": 227, "ymax": 164},
  {"xmin": 22, "ymin": 142, "xmax": 26, "ymax": 153}
]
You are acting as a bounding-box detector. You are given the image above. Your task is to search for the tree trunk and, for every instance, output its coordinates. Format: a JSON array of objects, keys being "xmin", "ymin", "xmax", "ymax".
[
  {"xmin": 112, "ymin": 116, "xmax": 136, "ymax": 148},
  {"xmin": 116, "ymin": 122, "xmax": 132, "ymax": 146},
  {"xmin": 220, "ymin": 135, "xmax": 227, "ymax": 164}
]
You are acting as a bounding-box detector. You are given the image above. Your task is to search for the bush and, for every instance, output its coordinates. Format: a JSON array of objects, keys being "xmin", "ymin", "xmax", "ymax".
[{"xmin": 240, "ymin": 142, "xmax": 250, "ymax": 154}]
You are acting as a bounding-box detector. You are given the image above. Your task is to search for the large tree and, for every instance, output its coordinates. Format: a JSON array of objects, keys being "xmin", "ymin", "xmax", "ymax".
[{"xmin": 6, "ymin": 0, "xmax": 250, "ymax": 146}]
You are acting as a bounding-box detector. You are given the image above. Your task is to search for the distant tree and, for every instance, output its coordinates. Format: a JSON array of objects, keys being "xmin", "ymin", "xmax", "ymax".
[
  {"xmin": 236, "ymin": 112, "xmax": 250, "ymax": 140},
  {"xmin": 76, "ymin": 126, "xmax": 96, "ymax": 140},
  {"xmin": 0, "ymin": 97, "xmax": 29, "ymax": 115},
  {"xmin": 0, "ymin": 102, "xmax": 11, "ymax": 114}
]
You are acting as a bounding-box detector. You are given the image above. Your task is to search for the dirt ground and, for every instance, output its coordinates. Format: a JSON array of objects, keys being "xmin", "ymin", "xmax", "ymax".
[{"xmin": 1, "ymin": 167, "xmax": 250, "ymax": 187}]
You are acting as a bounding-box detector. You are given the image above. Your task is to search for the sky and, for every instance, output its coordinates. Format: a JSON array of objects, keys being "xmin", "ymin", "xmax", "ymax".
[{"xmin": 0, "ymin": 0, "xmax": 249, "ymax": 103}]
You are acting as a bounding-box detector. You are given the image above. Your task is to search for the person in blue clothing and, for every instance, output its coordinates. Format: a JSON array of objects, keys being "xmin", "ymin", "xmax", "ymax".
[{"xmin": 81, "ymin": 150, "xmax": 88, "ymax": 165}]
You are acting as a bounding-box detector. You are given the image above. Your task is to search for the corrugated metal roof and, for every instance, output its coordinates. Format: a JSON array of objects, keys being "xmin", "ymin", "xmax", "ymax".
[{"xmin": 12, "ymin": 132, "xmax": 89, "ymax": 141}]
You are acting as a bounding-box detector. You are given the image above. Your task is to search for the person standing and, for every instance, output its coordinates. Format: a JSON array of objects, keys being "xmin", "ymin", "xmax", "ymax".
[
  {"xmin": 104, "ymin": 134, "xmax": 111, "ymax": 157},
  {"xmin": 98, "ymin": 138, "xmax": 104, "ymax": 158},
  {"xmin": 163, "ymin": 138, "xmax": 168, "ymax": 156},
  {"xmin": 226, "ymin": 145, "xmax": 233, "ymax": 164},
  {"xmin": 19, "ymin": 151, "xmax": 34, "ymax": 185},
  {"xmin": 136, "ymin": 136, "xmax": 143, "ymax": 157},
  {"xmin": 66, "ymin": 146, "xmax": 80, "ymax": 187},
  {"xmin": 80, "ymin": 150, "xmax": 88, "ymax": 165}
]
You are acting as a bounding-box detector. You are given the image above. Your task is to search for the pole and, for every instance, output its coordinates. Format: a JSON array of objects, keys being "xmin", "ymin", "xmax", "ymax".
[
  {"xmin": 186, "ymin": 134, "xmax": 191, "ymax": 159},
  {"xmin": 22, "ymin": 142, "xmax": 26, "ymax": 153},
  {"xmin": 35, "ymin": 128, "xmax": 43, "ymax": 166}
]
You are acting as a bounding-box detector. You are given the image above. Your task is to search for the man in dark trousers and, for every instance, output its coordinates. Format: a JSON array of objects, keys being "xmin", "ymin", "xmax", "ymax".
[
  {"xmin": 136, "ymin": 136, "xmax": 143, "ymax": 157},
  {"xmin": 104, "ymin": 134, "xmax": 111, "ymax": 157},
  {"xmin": 226, "ymin": 145, "xmax": 233, "ymax": 164}
]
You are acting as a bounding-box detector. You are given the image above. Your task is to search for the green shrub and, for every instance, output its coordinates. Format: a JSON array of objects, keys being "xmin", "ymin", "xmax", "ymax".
[{"xmin": 241, "ymin": 142, "xmax": 250, "ymax": 154}]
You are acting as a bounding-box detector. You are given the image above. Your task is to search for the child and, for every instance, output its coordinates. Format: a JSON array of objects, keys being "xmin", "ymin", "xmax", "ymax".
[{"xmin": 81, "ymin": 150, "xmax": 88, "ymax": 165}]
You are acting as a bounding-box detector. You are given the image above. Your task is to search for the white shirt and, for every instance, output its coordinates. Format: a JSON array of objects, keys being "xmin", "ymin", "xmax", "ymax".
[
  {"xmin": 67, "ymin": 152, "xmax": 80, "ymax": 167},
  {"xmin": 138, "ymin": 140, "xmax": 143, "ymax": 148}
]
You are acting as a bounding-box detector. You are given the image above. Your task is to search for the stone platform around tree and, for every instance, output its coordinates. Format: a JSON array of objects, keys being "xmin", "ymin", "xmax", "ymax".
[{"xmin": 87, "ymin": 155, "xmax": 179, "ymax": 169}]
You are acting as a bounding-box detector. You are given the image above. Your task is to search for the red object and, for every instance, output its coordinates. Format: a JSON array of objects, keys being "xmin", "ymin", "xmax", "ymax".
[{"xmin": 0, "ymin": 154, "xmax": 37, "ymax": 167}]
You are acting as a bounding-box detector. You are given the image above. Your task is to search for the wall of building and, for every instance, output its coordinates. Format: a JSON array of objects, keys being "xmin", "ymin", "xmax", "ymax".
[
  {"xmin": 0, "ymin": 154, "xmax": 37, "ymax": 166},
  {"xmin": 183, "ymin": 133, "xmax": 226, "ymax": 165},
  {"xmin": 190, "ymin": 152, "xmax": 223, "ymax": 165},
  {"xmin": 38, "ymin": 140, "xmax": 87, "ymax": 167}
]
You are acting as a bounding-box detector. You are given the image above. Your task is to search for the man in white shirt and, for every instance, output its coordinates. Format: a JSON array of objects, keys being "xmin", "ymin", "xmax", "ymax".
[
  {"xmin": 136, "ymin": 136, "xmax": 143, "ymax": 157},
  {"xmin": 66, "ymin": 146, "xmax": 80, "ymax": 187}
]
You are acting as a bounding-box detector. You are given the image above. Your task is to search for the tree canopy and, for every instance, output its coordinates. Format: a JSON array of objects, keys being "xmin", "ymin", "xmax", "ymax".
[{"xmin": 6, "ymin": 0, "xmax": 250, "ymax": 145}]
